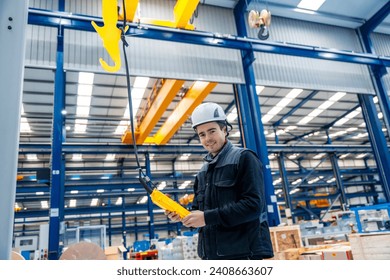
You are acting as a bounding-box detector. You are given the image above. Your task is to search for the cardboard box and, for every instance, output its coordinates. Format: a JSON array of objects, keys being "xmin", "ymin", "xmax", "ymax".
[
  {"xmin": 321, "ymin": 248, "xmax": 353, "ymax": 260},
  {"xmin": 299, "ymin": 252, "xmax": 322, "ymax": 260},
  {"xmin": 105, "ymin": 246, "xmax": 127, "ymax": 260}
]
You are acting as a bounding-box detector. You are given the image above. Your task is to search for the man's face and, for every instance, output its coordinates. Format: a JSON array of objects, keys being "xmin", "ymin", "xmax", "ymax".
[{"xmin": 196, "ymin": 122, "xmax": 227, "ymax": 156}]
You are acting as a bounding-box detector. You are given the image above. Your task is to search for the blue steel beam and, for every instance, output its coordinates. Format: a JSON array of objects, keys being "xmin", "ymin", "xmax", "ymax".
[
  {"xmin": 19, "ymin": 143, "xmax": 389, "ymax": 154},
  {"xmin": 360, "ymin": 1, "xmax": 390, "ymax": 35},
  {"xmin": 19, "ymin": 143, "xmax": 206, "ymax": 154},
  {"xmin": 358, "ymin": 94, "xmax": 390, "ymax": 202},
  {"xmin": 359, "ymin": 1, "xmax": 390, "ymax": 145},
  {"xmin": 27, "ymin": 8, "xmax": 390, "ymax": 67},
  {"xmin": 234, "ymin": 2, "xmax": 280, "ymax": 226}
]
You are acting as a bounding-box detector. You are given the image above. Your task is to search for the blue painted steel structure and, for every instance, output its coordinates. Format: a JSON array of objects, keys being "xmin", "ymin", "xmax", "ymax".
[
  {"xmin": 19, "ymin": 1, "xmax": 390, "ymax": 247},
  {"xmin": 350, "ymin": 203, "xmax": 390, "ymax": 233},
  {"xmin": 358, "ymin": 2, "xmax": 390, "ymax": 142},
  {"xmin": 48, "ymin": 24, "xmax": 66, "ymax": 259},
  {"xmin": 145, "ymin": 153, "xmax": 156, "ymax": 239},
  {"xmin": 234, "ymin": 0, "xmax": 280, "ymax": 226},
  {"xmin": 358, "ymin": 94, "xmax": 390, "ymax": 202},
  {"xmin": 326, "ymin": 131, "xmax": 348, "ymax": 208},
  {"xmin": 27, "ymin": 8, "xmax": 390, "ymax": 68}
]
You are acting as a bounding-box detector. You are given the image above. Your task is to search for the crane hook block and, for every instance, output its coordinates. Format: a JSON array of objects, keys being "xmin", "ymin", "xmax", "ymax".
[{"xmin": 91, "ymin": 0, "xmax": 128, "ymax": 72}]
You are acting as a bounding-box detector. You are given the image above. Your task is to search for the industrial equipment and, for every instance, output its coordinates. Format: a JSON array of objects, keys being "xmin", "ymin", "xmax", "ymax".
[
  {"xmin": 248, "ymin": 9, "xmax": 271, "ymax": 40},
  {"xmin": 139, "ymin": 170, "xmax": 190, "ymax": 219}
]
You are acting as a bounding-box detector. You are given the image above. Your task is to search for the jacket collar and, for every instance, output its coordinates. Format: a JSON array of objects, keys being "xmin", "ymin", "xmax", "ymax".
[{"xmin": 203, "ymin": 140, "xmax": 232, "ymax": 164}]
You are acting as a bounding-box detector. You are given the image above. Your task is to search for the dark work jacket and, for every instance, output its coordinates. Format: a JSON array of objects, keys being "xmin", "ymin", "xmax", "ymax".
[{"xmin": 192, "ymin": 141, "xmax": 274, "ymax": 260}]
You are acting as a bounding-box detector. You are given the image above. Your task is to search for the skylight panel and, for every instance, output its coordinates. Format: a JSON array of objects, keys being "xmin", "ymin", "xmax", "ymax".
[
  {"xmin": 286, "ymin": 89, "xmax": 303, "ymax": 99},
  {"xmin": 27, "ymin": 154, "xmax": 38, "ymax": 161},
  {"xmin": 334, "ymin": 108, "xmax": 361, "ymax": 126},
  {"xmin": 256, "ymin": 86, "xmax": 265, "ymax": 95},
  {"xmin": 114, "ymin": 120, "xmax": 129, "ymax": 135},
  {"xmin": 20, "ymin": 117, "xmax": 31, "ymax": 132},
  {"xmin": 298, "ymin": 116, "xmax": 314, "ymax": 125},
  {"xmin": 69, "ymin": 199, "xmax": 77, "ymax": 207},
  {"xmin": 105, "ymin": 154, "xmax": 116, "ymax": 161},
  {"xmin": 90, "ymin": 198, "xmax": 98, "ymax": 206},
  {"xmin": 158, "ymin": 181, "xmax": 167, "ymax": 190},
  {"xmin": 74, "ymin": 119, "xmax": 87, "ymax": 133},
  {"xmin": 133, "ymin": 77, "xmax": 149, "ymax": 88},
  {"xmin": 77, "ymin": 84, "xmax": 93, "ymax": 96},
  {"xmin": 138, "ymin": 196, "xmax": 148, "ymax": 204},
  {"xmin": 297, "ymin": 0, "xmax": 326, "ymax": 11},
  {"xmin": 41, "ymin": 201, "xmax": 49, "ymax": 209},
  {"xmin": 227, "ymin": 108, "xmax": 238, "ymax": 122},
  {"xmin": 115, "ymin": 197, "xmax": 123, "ymax": 205},
  {"xmin": 180, "ymin": 153, "xmax": 191, "ymax": 160},
  {"xmin": 78, "ymin": 72, "xmax": 94, "ymax": 85},
  {"xmin": 72, "ymin": 154, "xmax": 82, "ymax": 161},
  {"xmin": 298, "ymin": 92, "xmax": 344, "ymax": 125}
]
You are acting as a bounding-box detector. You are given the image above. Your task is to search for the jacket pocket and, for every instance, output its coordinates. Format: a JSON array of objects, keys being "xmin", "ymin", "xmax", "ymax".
[
  {"xmin": 216, "ymin": 226, "xmax": 249, "ymax": 257},
  {"xmin": 215, "ymin": 179, "xmax": 236, "ymax": 207}
]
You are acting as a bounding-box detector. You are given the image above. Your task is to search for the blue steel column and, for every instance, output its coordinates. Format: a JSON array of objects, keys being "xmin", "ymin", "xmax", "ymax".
[
  {"xmin": 121, "ymin": 196, "xmax": 127, "ymax": 259},
  {"xmin": 145, "ymin": 153, "xmax": 155, "ymax": 239},
  {"xmin": 277, "ymin": 153, "xmax": 294, "ymax": 221},
  {"xmin": 358, "ymin": 94, "xmax": 390, "ymax": 202},
  {"xmin": 0, "ymin": 0, "xmax": 28, "ymax": 260},
  {"xmin": 358, "ymin": 32, "xmax": 390, "ymax": 140},
  {"xmin": 234, "ymin": 1, "xmax": 280, "ymax": 226},
  {"xmin": 172, "ymin": 160, "xmax": 182, "ymax": 235},
  {"xmin": 48, "ymin": 26, "xmax": 66, "ymax": 260},
  {"xmin": 274, "ymin": 129, "xmax": 294, "ymax": 222},
  {"xmin": 359, "ymin": 2, "xmax": 390, "ymax": 139},
  {"xmin": 326, "ymin": 131, "xmax": 348, "ymax": 209}
]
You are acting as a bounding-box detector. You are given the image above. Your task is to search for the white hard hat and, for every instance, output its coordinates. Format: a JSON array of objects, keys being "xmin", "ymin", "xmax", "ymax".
[{"xmin": 191, "ymin": 102, "xmax": 226, "ymax": 128}]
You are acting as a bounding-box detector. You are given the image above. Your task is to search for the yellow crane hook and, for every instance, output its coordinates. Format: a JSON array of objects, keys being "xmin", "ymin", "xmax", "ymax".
[{"xmin": 91, "ymin": 0, "xmax": 128, "ymax": 72}]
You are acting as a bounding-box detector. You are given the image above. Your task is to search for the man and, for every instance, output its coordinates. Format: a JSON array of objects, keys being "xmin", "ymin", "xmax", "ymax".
[{"xmin": 166, "ymin": 102, "xmax": 274, "ymax": 260}]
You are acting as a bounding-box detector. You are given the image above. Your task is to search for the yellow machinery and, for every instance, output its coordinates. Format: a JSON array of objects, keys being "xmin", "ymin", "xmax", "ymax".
[{"xmin": 138, "ymin": 170, "xmax": 190, "ymax": 219}]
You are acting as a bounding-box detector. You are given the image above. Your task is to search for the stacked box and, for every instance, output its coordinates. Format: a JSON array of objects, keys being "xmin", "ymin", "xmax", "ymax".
[
  {"xmin": 349, "ymin": 232, "xmax": 390, "ymax": 259},
  {"xmin": 181, "ymin": 235, "xmax": 201, "ymax": 260}
]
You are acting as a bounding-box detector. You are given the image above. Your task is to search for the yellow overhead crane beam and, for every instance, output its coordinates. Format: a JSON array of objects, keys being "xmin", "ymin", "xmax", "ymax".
[
  {"xmin": 173, "ymin": 0, "xmax": 200, "ymax": 28},
  {"xmin": 119, "ymin": 0, "xmax": 200, "ymax": 30},
  {"xmin": 121, "ymin": 79, "xmax": 185, "ymax": 144},
  {"xmin": 144, "ymin": 81, "xmax": 217, "ymax": 145},
  {"xmin": 118, "ymin": 0, "xmax": 139, "ymax": 22}
]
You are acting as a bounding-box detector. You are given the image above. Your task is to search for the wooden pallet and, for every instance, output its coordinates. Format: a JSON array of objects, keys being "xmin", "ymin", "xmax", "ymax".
[{"xmin": 349, "ymin": 232, "xmax": 390, "ymax": 260}]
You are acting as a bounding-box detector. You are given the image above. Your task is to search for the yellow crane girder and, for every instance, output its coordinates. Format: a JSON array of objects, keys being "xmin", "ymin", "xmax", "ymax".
[
  {"xmin": 145, "ymin": 81, "xmax": 217, "ymax": 145},
  {"xmin": 121, "ymin": 79, "xmax": 185, "ymax": 144}
]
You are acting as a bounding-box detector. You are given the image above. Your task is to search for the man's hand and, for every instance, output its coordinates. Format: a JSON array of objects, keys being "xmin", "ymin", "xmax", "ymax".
[
  {"xmin": 164, "ymin": 210, "xmax": 181, "ymax": 222},
  {"xmin": 181, "ymin": 210, "xmax": 206, "ymax": 228}
]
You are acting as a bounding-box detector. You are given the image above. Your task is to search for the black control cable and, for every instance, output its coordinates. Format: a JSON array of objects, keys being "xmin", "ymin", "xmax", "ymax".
[{"xmin": 120, "ymin": 0, "xmax": 155, "ymax": 193}]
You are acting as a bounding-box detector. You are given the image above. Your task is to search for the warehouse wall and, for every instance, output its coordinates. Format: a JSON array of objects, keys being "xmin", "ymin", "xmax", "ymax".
[
  {"xmin": 26, "ymin": 0, "xmax": 380, "ymax": 92},
  {"xmin": 62, "ymin": 0, "xmax": 245, "ymax": 83},
  {"xmin": 248, "ymin": 16, "xmax": 374, "ymax": 93}
]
